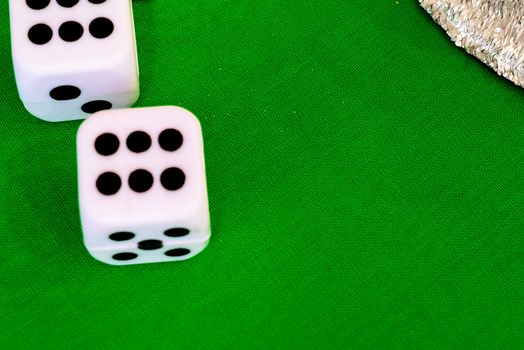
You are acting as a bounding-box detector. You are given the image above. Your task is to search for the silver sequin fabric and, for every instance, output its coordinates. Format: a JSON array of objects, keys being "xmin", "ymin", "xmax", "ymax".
[{"xmin": 420, "ymin": 0, "xmax": 524, "ymax": 88}]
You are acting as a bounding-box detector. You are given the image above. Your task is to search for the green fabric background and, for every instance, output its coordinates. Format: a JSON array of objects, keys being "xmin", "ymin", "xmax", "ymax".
[{"xmin": 1, "ymin": 1, "xmax": 522, "ymax": 348}]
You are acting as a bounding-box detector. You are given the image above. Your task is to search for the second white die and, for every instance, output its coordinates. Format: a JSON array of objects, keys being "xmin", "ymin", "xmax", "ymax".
[
  {"xmin": 10, "ymin": 0, "xmax": 139, "ymax": 122},
  {"xmin": 77, "ymin": 106, "xmax": 211, "ymax": 265}
]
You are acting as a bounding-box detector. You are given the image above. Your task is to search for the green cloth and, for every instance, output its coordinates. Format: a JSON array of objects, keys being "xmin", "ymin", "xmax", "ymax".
[{"xmin": 1, "ymin": 1, "xmax": 522, "ymax": 348}]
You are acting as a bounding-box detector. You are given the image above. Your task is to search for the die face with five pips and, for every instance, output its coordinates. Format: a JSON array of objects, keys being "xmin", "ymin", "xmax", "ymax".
[
  {"xmin": 77, "ymin": 107, "xmax": 210, "ymax": 265},
  {"xmin": 10, "ymin": 0, "xmax": 139, "ymax": 122}
]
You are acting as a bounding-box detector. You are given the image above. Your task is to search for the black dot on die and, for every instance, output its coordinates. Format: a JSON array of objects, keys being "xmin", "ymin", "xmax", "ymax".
[
  {"xmin": 89, "ymin": 17, "xmax": 114, "ymax": 39},
  {"xmin": 158, "ymin": 129, "xmax": 183, "ymax": 152},
  {"xmin": 128, "ymin": 169, "xmax": 153, "ymax": 193},
  {"xmin": 88, "ymin": 0, "xmax": 107, "ymax": 3},
  {"xmin": 95, "ymin": 133, "xmax": 119, "ymax": 156},
  {"xmin": 165, "ymin": 248, "xmax": 190, "ymax": 257},
  {"xmin": 57, "ymin": 0, "xmax": 79, "ymax": 8},
  {"xmin": 138, "ymin": 240, "xmax": 163, "ymax": 251},
  {"xmin": 82, "ymin": 100, "xmax": 112, "ymax": 114},
  {"xmin": 109, "ymin": 232, "xmax": 135, "ymax": 241},
  {"xmin": 160, "ymin": 168, "xmax": 185, "ymax": 191},
  {"xmin": 96, "ymin": 172, "xmax": 121, "ymax": 195},
  {"xmin": 112, "ymin": 252, "xmax": 137, "ymax": 261},
  {"xmin": 28, "ymin": 24, "xmax": 53, "ymax": 45},
  {"xmin": 164, "ymin": 228, "xmax": 190, "ymax": 238},
  {"xmin": 26, "ymin": 0, "xmax": 50, "ymax": 10},
  {"xmin": 59, "ymin": 21, "xmax": 84, "ymax": 42},
  {"xmin": 127, "ymin": 131, "xmax": 152, "ymax": 153},
  {"xmin": 50, "ymin": 85, "xmax": 81, "ymax": 101}
]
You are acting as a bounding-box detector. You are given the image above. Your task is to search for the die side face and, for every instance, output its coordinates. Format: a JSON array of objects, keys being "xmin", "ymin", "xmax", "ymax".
[
  {"xmin": 23, "ymin": 90, "xmax": 139, "ymax": 122},
  {"xmin": 10, "ymin": 0, "xmax": 139, "ymax": 121},
  {"xmin": 78, "ymin": 107, "xmax": 211, "ymax": 265},
  {"xmin": 88, "ymin": 239, "xmax": 209, "ymax": 266},
  {"xmin": 84, "ymin": 223, "xmax": 210, "ymax": 265}
]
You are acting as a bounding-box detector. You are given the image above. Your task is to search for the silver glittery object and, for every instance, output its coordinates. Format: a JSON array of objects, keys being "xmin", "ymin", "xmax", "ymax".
[{"xmin": 420, "ymin": 0, "xmax": 524, "ymax": 88}]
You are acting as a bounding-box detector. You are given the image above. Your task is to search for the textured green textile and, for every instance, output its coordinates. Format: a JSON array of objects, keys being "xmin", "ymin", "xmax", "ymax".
[{"xmin": 1, "ymin": 1, "xmax": 522, "ymax": 348}]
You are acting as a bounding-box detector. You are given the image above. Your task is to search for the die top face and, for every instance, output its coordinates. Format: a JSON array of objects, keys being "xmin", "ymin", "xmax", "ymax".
[
  {"xmin": 77, "ymin": 107, "xmax": 208, "ymax": 226},
  {"xmin": 10, "ymin": 0, "xmax": 136, "ymax": 78}
]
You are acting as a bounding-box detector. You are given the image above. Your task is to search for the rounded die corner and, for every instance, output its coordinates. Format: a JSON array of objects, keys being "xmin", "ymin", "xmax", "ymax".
[{"xmin": 83, "ymin": 247, "xmax": 122, "ymax": 266}]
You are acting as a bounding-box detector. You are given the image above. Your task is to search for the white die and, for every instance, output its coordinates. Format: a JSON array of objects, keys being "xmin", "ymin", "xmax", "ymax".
[
  {"xmin": 77, "ymin": 107, "xmax": 211, "ymax": 265},
  {"xmin": 10, "ymin": 0, "xmax": 139, "ymax": 122}
]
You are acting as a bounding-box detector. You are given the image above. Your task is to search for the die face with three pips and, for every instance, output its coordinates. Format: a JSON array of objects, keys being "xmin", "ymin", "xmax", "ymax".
[
  {"xmin": 77, "ymin": 107, "xmax": 211, "ymax": 265},
  {"xmin": 10, "ymin": 0, "xmax": 139, "ymax": 122}
]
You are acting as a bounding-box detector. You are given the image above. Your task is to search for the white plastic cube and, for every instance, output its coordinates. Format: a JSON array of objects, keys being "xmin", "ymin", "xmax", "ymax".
[
  {"xmin": 10, "ymin": 0, "xmax": 139, "ymax": 122},
  {"xmin": 77, "ymin": 107, "xmax": 211, "ymax": 265}
]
